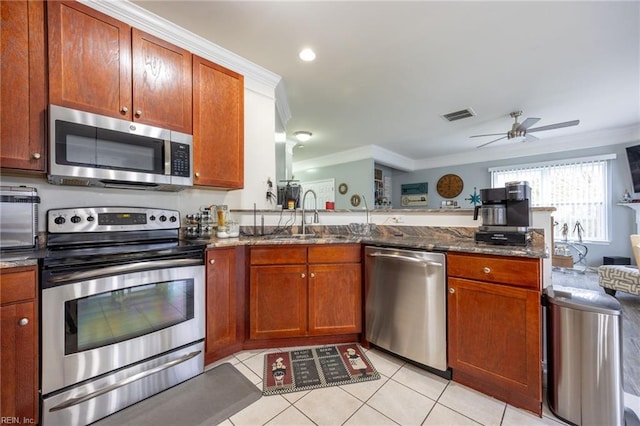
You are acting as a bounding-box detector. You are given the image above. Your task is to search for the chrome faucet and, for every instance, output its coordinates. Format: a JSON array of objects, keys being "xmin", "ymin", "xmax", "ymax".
[{"xmin": 302, "ymin": 189, "xmax": 319, "ymax": 235}]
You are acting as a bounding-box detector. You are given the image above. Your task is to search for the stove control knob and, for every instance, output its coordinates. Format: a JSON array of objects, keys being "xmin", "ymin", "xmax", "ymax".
[
  {"xmin": 159, "ymin": 215, "xmax": 167, "ymax": 222},
  {"xmin": 71, "ymin": 215, "xmax": 82, "ymax": 224},
  {"xmin": 87, "ymin": 216, "xmax": 95, "ymax": 222},
  {"xmin": 169, "ymin": 216, "xmax": 177, "ymax": 223},
  {"xmin": 54, "ymin": 216, "xmax": 66, "ymax": 225},
  {"xmin": 149, "ymin": 215, "xmax": 156, "ymax": 221}
]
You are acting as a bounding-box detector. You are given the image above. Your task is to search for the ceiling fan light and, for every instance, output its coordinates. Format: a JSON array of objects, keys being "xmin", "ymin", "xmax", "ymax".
[{"xmin": 294, "ymin": 131, "xmax": 312, "ymax": 142}]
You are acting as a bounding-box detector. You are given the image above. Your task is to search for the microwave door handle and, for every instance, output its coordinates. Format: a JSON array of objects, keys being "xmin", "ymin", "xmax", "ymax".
[
  {"xmin": 164, "ymin": 140, "xmax": 171, "ymax": 175},
  {"xmin": 49, "ymin": 350, "xmax": 202, "ymax": 412},
  {"xmin": 47, "ymin": 258, "xmax": 202, "ymax": 284}
]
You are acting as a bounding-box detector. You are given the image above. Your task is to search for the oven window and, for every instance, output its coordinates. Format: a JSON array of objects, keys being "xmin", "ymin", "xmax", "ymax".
[{"xmin": 64, "ymin": 279, "xmax": 194, "ymax": 355}]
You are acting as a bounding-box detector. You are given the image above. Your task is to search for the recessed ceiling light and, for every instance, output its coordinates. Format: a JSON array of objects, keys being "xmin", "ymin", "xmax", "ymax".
[
  {"xmin": 299, "ymin": 48, "xmax": 316, "ymax": 62},
  {"xmin": 294, "ymin": 131, "xmax": 312, "ymax": 142}
]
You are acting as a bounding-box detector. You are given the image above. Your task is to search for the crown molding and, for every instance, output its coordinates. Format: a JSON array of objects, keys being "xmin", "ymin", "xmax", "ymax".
[
  {"xmin": 293, "ymin": 125, "xmax": 640, "ymax": 173},
  {"xmin": 80, "ymin": 0, "xmax": 281, "ymax": 98}
]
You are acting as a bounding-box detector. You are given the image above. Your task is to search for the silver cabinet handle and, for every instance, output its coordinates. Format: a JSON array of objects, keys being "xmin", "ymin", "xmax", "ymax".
[
  {"xmin": 32, "ymin": 153, "xmax": 41, "ymax": 160},
  {"xmin": 209, "ymin": 259, "xmax": 215, "ymax": 265},
  {"xmin": 367, "ymin": 252, "xmax": 442, "ymax": 267},
  {"xmin": 49, "ymin": 350, "xmax": 201, "ymax": 412},
  {"xmin": 195, "ymin": 172, "xmax": 200, "ymax": 178},
  {"xmin": 135, "ymin": 110, "xmax": 142, "ymax": 118},
  {"xmin": 301, "ymin": 273, "xmax": 306, "ymax": 278},
  {"xmin": 19, "ymin": 318, "xmax": 29, "ymax": 326},
  {"xmin": 483, "ymin": 267, "xmax": 491, "ymax": 274},
  {"xmin": 120, "ymin": 106, "xmax": 128, "ymax": 113},
  {"xmin": 310, "ymin": 272, "xmax": 315, "ymax": 278},
  {"xmin": 449, "ymin": 288, "xmax": 455, "ymax": 294}
]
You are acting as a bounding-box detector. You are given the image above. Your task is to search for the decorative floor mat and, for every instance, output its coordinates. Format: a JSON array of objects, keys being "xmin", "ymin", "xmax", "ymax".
[{"xmin": 262, "ymin": 343, "xmax": 380, "ymax": 396}]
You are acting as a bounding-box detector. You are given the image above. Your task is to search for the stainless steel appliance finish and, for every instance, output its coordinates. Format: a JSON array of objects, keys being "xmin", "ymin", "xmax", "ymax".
[
  {"xmin": 474, "ymin": 182, "xmax": 533, "ymax": 245},
  {"xmin": 48, "ymin": 104, "xmax": 193, "ymax": 191},
  {"xmin": 0, "ymin": 186, "xmax": 39, "ymax": 249},
  {"xmin": 365, "ymin": 246, "xmax": 448, "ymax": 373},
  {"xmin": 41, "ymin": 263, "xmax": 205, "ymax": 394},
  {"xmin": 42, "ymin": 341, "xmax": 204, "ymax": 426},
  {"xmin": 545, "ymin": 286, "xmax": 624, "ymax": 426},
  {"xmin": 40, "ymin": 206, "xmax": 206, "ymax": 426}
]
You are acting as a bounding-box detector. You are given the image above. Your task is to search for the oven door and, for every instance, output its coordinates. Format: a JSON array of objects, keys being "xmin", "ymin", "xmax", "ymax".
[{"xmin": 41, "ymin": 262, "xmax": 205, "ymax": 395}]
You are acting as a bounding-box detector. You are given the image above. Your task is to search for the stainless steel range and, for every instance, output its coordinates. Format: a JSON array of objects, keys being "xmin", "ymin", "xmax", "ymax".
[{"xmin": 40, "ymin": 207, "xmax": 206, "ymax": 426}]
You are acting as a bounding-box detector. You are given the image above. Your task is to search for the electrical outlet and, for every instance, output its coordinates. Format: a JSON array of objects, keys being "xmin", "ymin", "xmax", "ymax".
[{"xmin": 391, "ymin": 216, "xmax": 403, "ymax": 224}]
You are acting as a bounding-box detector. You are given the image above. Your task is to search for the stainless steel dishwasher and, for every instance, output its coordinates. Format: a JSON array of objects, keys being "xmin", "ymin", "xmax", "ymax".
[{"xmin": 365, "ymin": 246, "xmax": 448, "ymax": 374}]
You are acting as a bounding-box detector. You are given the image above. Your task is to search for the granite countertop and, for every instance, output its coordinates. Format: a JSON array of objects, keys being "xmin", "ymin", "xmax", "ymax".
[
  {"xmin": 0, "ymin": 226, "xmax": 548, "ymax": 270},
  {"xmin": 204, "ymin": 225, "xmax": 548, "ymax": 259}
]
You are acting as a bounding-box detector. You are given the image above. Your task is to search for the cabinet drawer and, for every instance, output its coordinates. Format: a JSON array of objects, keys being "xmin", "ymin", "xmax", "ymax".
[
  {"xmin": 1, "ymin": 267, "xmax": 37, "ymax": 305},
  {"xmin": 250, "ymin": 246, "xmax": 307, "ymax": 265},
  {"xmin": 308, "ymin": 244, "xmax": 361, "ymax": 264},
  {"xmin": 447, "ymin": 252, "xmax": 540, "ymax": 290}
]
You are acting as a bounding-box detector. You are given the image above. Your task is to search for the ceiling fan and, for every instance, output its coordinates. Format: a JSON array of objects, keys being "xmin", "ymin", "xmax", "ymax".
[{"xmin": 470, "ymin": 111, "xmax": 580, "ymax": 148}]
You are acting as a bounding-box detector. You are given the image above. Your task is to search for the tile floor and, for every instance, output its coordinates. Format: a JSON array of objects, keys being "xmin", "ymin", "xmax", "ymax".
[{"xmin": 208, "ymin": 345, "xmax": 640, "ymax": 426}]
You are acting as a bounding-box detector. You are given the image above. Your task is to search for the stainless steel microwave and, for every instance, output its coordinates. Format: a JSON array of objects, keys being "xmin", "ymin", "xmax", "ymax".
[{"xmin": 48, "ymin": 105, "xmax": 193, "ymax": 191}]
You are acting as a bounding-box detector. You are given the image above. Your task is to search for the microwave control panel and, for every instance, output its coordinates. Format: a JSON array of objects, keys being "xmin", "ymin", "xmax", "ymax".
[{"xmin": 171, "ymin": 143, "xmax": 191, "ymax": 177}]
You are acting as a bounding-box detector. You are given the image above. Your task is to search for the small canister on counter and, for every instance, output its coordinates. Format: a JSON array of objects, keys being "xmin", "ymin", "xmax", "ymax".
[{"xmin": 216, "ymin": 205, "xmax": 228, "ymax": 227}]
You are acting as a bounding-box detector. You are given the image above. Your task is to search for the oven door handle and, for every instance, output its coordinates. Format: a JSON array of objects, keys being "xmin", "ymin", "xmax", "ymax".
[
  {"xmin": 48, "ymin": 258, "xmax": 203, "ymax": 284},
  {"xmin": 49, "ymin": 349, "xmax": 202, "ymax": 412}
]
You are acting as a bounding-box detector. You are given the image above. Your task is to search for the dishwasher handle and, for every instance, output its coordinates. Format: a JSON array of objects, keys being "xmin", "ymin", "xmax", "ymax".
[{"xmin": 367, "ymin": 252, "xmax": 442, "ymax": 267}]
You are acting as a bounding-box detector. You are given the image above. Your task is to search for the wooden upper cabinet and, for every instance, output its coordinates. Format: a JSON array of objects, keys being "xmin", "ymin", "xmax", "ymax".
[
  {"xmin": 132, "ymin": 29, "xmax": 192, "ymax": 133},
  {"xmin": 48, "ymin": 1, "xmax": 192, "ymax": 133},
  {"xmin": 1, "ymin": 0, "xmax": 47, "ymax": 171},
  {"xmin": 48, "ymin": 1, "xmax": 132, "ymax": 120},
  {"xmin": 193, "ymin": 55, "xmax": 244, "ymax": 189}
]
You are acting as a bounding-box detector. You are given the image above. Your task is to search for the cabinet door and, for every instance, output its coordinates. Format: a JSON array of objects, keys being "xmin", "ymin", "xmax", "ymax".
[
  {"xmin": 308, "ymin": 263, "xmax": 362, "ymax": 335},
  {"xmin": 250, "ymin": 265, "xmax": 307, "ymax": 339},
  {"xmin": 0, "ymin": 266, "xmax": 38, "ymax": 424},
  {"xmin": 205, "ymin": 248, "xmax": 237, "ymax": 355},
  {"xmin": 48, "ymin": 1, "xmax": 132, "ymax": 120},
  {"xmin": 448, "ymin": 277, "xmax": 542, "ymax": 414},
  {"xmin": 193, "ymin": 55, "xmax": 244, "ymax": 188},
  {"xmin": 1, "ymin": 0, "xmax": 47, "ymax": 171},
  {"xmin": 132, "ymin": 29, "xmax": 192, "ymax": 133}
]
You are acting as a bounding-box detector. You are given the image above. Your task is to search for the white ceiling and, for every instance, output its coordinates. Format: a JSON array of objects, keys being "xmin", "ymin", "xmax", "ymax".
[{"xmin": 133, "ymin": 1, "xmax": 640, "ymax": 169}]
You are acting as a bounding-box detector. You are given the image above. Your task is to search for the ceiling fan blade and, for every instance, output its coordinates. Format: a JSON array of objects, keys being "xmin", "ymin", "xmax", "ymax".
[
  {"xmin": 517, "ymin": 117, "xmax": 541, "ymax": 131},
  {"xmin": 477, "ymin": 135, "xmax": 507, "ymax": 148},
  {"xmin": 527, "ymin": 120, "xmax": 580, "ymax": 133},
  {"xmin": 524, "ymin": 134, "xmax": 539, "ymax": 143},
  {"xmin": 469, "ymin": 132, "xmax": 507, "ymax": 138}
]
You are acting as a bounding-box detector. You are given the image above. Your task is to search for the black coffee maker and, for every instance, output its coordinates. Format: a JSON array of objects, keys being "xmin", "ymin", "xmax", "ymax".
[{"xmin": 474, "ymin": 181, "xmax": 532, "ymax": 246}]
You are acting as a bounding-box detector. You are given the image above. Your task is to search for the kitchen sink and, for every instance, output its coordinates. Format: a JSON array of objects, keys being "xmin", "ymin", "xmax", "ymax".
[{"xmin": 261, "ymin": 234, "xmax": 347, "ymax": 240}]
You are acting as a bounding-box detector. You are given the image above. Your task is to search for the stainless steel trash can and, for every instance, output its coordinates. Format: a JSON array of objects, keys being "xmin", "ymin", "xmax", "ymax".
[{"xmin": 545, "ymin": 285, "xmax": 624, "ymax": 426}]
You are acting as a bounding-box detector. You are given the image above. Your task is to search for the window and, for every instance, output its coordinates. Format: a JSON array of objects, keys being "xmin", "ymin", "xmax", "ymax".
[{"xmin": 490, "ymin": 155, "xmax": 614, "ymax": 243}]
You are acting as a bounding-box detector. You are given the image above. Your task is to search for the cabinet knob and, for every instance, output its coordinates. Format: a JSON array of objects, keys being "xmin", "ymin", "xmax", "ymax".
[
  {"xmin": 32, "ymin": 153, "xmax": 41, "ymax": 160},
  {"xmin": 135, "ymin": 110, "xmax": 142, "ymax": 118},
  {"xmin": 120, "ymin": 106, "xmax": 129, "ymax": 114},
  {"xmin": 310, "ymin": 272, "xmax": 315, "ymax": 278},
  {"xmin": 483, "ymin": 267, "xmax": 491, "ymax": 274},
  {"xmin": 19, "ymin": 318, "xmax": 29, "ymax": 326},
  {"xmin": 449, "ymin": 288, "xmax": 455, "ymax": 294},
  {"xmin": 301, "ymin": 273, "xmax": 306, "ymax": 278},
  {"xmin": 195, "ymin": 172, "xmax": 200, "ymax": 178},
  {"xmin": 209, "ymin": 259, "xmax": 215, "ymax": 265}
]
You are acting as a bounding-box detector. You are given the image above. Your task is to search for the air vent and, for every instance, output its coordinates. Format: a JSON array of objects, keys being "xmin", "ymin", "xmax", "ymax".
[{"xmin": 441, "ymin": 108, "xmax": 476, "ymax": 122}]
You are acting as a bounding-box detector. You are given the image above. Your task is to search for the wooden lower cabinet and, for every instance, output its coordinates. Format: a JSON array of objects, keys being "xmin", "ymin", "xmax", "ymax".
[
  {"xmin": 250, "ymin": 264, "xmax": 307, "ymax": 339},
  {"xmin": 447, "ymin": 252, "xmax": 542, "ymax": 416},
  {"xmin": 249, "ymin": 244, "xmax": 362, "ymax": 340},
  {"xmin": 308, "ymin": 263, "xmax": 361, "ymax": 335},
  {"xmin": 205, "ymin": 247, "xmax": 244, "ymax": 364},
  {"xmin": 0, "ymin": 266, "xmax": 39, "ymax": 424}
]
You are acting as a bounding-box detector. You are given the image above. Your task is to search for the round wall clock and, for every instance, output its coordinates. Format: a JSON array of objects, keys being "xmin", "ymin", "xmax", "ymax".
[{"xmin": 436, "ymin": 174, "xmax": 464, "ymax": 198}]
